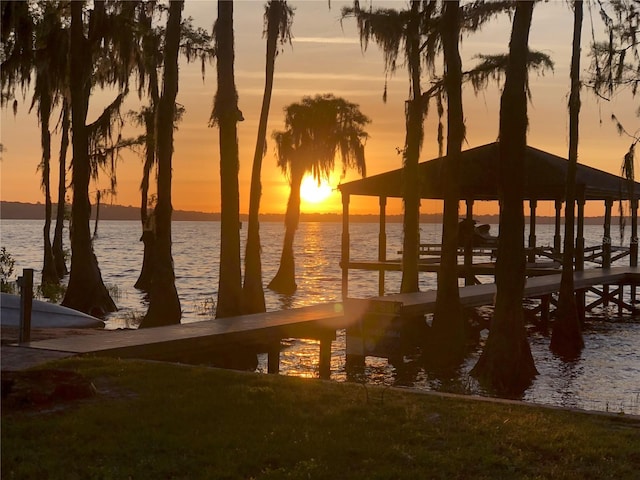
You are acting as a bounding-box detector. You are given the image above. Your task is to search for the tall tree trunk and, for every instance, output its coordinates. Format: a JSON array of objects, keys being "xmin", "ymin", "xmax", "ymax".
[
  {"xmin": 215, "ymin": 0, "xmax": 243, "ymax": 318},
  {"xmin": 243, "ymin": 1, "xmax": 285, "ymax": 313},
  {"xmin": 551, "ymin": 0, "xmax": 584, "ymax": 357},
  {"xmin": 135, "ymin": 109, "xmax": 156, "ymax": 291},
  {"xmin": 471, "ymin": 1, "xmax": 537, "ymax": 395},
  {"xmin": 62, "ymin": 0, "xmax": 117, "ymax": 317},
  {"xmin": 52, "ymin": 99, "xmax": 69, "ymax": 278},
  {"xmin": 268, "ymin": 164, "xmax": 303, "ymax": 295},
  {"xmin": 430, "ymin": 0, "xmax": 465, "ymax": 366},
  {"xmin": 40, "ymin": 89, "xmax": 58, "ymax": 286},
  {"xmin": 400, "ymin": 0, "xmax": 423, "ymax": 294},
  {"xmin": 139, "ymin": 0, "xmax": 183, "ymax": 328}
]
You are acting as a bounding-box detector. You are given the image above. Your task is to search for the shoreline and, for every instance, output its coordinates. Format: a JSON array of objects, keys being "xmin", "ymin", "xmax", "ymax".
[{"xmin": 0, "ymin": 200, "xmax": 618, "ymax": 224}]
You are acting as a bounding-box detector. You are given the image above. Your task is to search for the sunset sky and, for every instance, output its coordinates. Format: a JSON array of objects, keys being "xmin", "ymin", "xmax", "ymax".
[{"xmin": 1, "ymin": 0, "xmax": 637, "ymax": 217}]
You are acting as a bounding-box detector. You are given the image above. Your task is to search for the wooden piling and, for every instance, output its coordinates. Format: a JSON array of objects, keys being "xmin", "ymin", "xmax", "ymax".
[{"xmin": 18, "ymin": 268, "xmax": 33, "ymax": 344}]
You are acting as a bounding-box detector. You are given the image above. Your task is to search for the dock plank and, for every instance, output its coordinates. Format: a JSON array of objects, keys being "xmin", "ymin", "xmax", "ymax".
[{"xmin": 21, "ymin": 302, "xmax": 362, "ymax": 360}]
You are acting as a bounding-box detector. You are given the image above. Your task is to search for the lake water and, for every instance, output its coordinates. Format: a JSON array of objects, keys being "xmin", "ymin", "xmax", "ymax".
[{"xmin": 2, "ymin": 219, "xmax": 639, "ymax": 415}]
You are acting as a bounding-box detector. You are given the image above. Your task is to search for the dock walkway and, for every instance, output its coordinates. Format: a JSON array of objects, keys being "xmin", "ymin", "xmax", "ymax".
[
  {"xmin": 368, "ymin": 266, "xmax": 640, "ymax": 316},
  {"xmin": 7, "ymin": 267, "xmax": 640, "ymax": 375},
  {"xmin": 10, "ymin": 302, "xmax": 357, "ymax": 377}
]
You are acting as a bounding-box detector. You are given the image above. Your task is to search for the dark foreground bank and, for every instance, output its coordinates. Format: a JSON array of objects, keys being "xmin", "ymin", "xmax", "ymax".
[{"xmin": 2, "ymin": 357, "xmax": 639, "ymax": 479}]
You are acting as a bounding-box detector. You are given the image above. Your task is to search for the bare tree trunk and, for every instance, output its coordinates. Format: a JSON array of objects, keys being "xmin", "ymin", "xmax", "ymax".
[
  {"xmin": 139, "ymin": 0, "xmax": 183, "ymax": 328},
  {"xmin": 40, "ymin": 90, "xmax": 58, "ymax": 286},
  {"xmin": 430, "ymin": 0, "xmax": 465, "ymax": 366},
  {"xmin": 400, "ymin": 1, "xmax": 423, "ymax": 294},
  {"xmin": 52, "ymin": 100, "xmax": 69, "ymax": 278},
  {"xmin": 244, "ymin": 1, "xmax": 286, "ymax": 313},
  {"xmin": 62, "ymin": 0, "xmax": 117, "ymax": 317},
  {"xmin": 551, "ymin": 0, "xmax": 584, "ymax": 358},
  {"xmin": 134, "ymin": 109, "xmax": 156, "ymax": 291},
  {"xmin": 268, "ymin": 165, "xmax": 303, "ymax": 295},
  {"xmin": 215, "ymin": 0, "xmax": 243, "ymax": 319},
  {"xmin": 135, "ymin": 6, "xmax": 160, "ymax": 292},
  {"xmin": 471, "ymin": 1, "xmax": 537, "ymax": 395}
]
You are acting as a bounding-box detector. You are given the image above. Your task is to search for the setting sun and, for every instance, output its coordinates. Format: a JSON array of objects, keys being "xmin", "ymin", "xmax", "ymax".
[{"xmin": 300, "ymin": 175, "xmax": 333, "ymax": 204}]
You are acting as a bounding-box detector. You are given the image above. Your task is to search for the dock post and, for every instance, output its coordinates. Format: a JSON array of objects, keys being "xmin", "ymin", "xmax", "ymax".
[
  {"xmin": 576, "ymin": 187, "xmax": 586, "ymax": 324},
  {"xmin": 378, "ymin": 196, "xmax": 387, "ymax": 296},
  {"xmin": 319, "ymin": 336, "xmax": 332, "ymax": 379},
  {"xmin": 631, "ymin": 198, "xmax": 638, "ymax": 306},
  {"xmin": 554, "ymin": 199, "xmax": 562, "ymax": 255},
  {"xmin": 464, "ymin": 199, "xmax": 474, "ymax": 286},
  {"xmin": 540, "ymin": 295, "xmax": 551, "ymax": 335},
  {"xmin": 630, "ymin": 198, "xmax": 638, "ymax": 267},
  {"xmin": 603, "ymin": 198, "xmax": 613, "ymax": 268},
  {"xmin": 341, "ymin": 193, "xmax": 350, "ymax": 299},
  {"xmin": 603, "ymin": 198, "xmax": 613, "ymax": 307},
  {"xmin": 345, "ymin": 324, "xmax": 365, "ymax": 372},
  {"xmin": 18, "ymin": 268, "xmax": 34, "ymax": 344},
  {"xmin": 619, "ymin": 284, "xmax": 624, "ymax": 316},
  {"xmin": 267, "ymin": 342, "xmax": 280, "ymax": 374},
  {"xmin": 345, "ymin": 299, "xmax": 365, "ymax": 375},
  {"xmin": 528, "ymin": 200, "xmax": 537, "ymax": 263}
]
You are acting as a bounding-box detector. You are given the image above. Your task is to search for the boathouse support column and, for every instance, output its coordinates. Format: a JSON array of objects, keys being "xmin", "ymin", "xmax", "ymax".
[
  {"xmin": 464, "ymin": 199, "xmax": 474, "ymax": 286},
  {"xmin": 576, "ymin": 187, "xmax": 585, "ymax": 272},
  {"xmin": 631, "ymin": 198, "xmax": 638, "ymax": 267},
  {"xmin": 528, "ymin": 199, "xmax": 537, "ymax": 263},
  {"xmin": 603, "ymin": 198, "xmax": 613, "ymax": 268},
  {"xmin": 630, "ymin": 198, "xmax": 638, "ymax": 308},
  {"xmin": 378, "ymin": 196, "xmax": 387, "ymax": 296},
  {"xmin": 341, "ymin": 193, "xmax": 350, "ymax": 300},
  {"xmin": 576, "ymin": 186, "xmax": 586, "ymax": 323},
  {"xmin": 602, "ymin": 198, "xmax": 613, "ymax": 307},
  {"xmin": 554, "ymin": 199, "xmax": 563, "ymax": 254}
]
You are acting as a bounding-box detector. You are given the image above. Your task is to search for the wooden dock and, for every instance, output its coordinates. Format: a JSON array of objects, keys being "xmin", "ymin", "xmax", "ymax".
[
  {"xmin": 18, "ymin": 302, "xmax": 363, "ymax": 378},
  {"xmin": 13, "ymin": 267, "xmax": 640, "ymax": 377},
  {"xmin": 345, "ymin": 266, "xmax": 640, "ymax": 363},
  {"xmin": 365, "ymin": 266, "xmax": 640, "ymax": 316}
]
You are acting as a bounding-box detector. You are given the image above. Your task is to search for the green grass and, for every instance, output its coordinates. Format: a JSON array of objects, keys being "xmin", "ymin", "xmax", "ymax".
[{"xmin": 3, "ymin": 357, "xmax": 639, "ymax": 479}]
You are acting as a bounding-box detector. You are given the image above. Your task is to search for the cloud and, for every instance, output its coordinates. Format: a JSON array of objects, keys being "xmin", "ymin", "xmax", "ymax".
[
  {"xmin": 235, "ymin": 69, "xmax": 402, "ymax": 84},
  {"xmin": 293, "ymin": 36, "xmax": 360, "ymax": 45}
]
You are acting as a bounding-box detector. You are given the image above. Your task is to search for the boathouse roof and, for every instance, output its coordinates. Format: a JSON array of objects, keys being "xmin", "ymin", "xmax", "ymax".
[{"xmin": 338, "ymin": 142, "xmax": 640, "ymax": 201}]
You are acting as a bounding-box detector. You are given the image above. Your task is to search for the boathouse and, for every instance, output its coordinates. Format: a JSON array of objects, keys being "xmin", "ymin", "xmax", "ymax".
[
  {"xmin": 336, "ymin": 142, "xmax": 640, "ymax": 365},
  {"xmin": 338, "ymin": 142, "xmax": 640, "ymax": 297}
]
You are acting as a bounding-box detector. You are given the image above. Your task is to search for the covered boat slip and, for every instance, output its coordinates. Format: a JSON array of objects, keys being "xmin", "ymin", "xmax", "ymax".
[
  {"xmin": 338, "ymin": 142, "xmax": 640, "ymax": 297},
  {"xmin": 338, "ymin": 142, "xmax": 640, "ymax": 363}
]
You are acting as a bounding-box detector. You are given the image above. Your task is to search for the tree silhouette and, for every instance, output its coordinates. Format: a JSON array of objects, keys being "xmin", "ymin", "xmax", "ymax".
[
  {"xmin": 52, "ymin": 99, "xmax": 70, "ymax": 278},
  {"xmin": 587, "ymin": 0, "xmax": 639, "ymax": 241},
  {"xmin": 429, "ymin": 0, "xmax": 466, "ymax": 367},
  {"xmin": 133, "ymin": 8, "xmax": 212, "ymax": 292},
  {"xmin": 343, "ymin": 1, "xmax": 434, "ymax": 294},
  {"xmin": 551, "ymin": 0, "xmax": 585, "ymax": 358},
  {"xmin": 471, "ymin": 1, "xmax": 538, "ymax": 395},
  {"xmin": 212, "ymin": 0, "xmax": 244, "ymax": 318},
  {"xmin": 243, "ymin": 0, "xmax": 294, "ymax": 314},
  {"xmin": 1, "ymin": 1, "xmax": 68, "ymax": 287},
  {"xmin": 139, "ymin": 0, "xmax": 184, "ymax": 329},
  {"xmin": 63, "ymin": 1, "xmax": 142, "ymax": 316},
  {"xmin": 268, "ymin": 94, "xmax": 369, "ymax": 294}
]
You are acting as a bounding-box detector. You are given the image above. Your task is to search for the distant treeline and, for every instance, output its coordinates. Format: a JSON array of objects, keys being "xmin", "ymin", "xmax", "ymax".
[{"xmin": 0, "ymin": 200, "xmax": 613, "ymax": 224}]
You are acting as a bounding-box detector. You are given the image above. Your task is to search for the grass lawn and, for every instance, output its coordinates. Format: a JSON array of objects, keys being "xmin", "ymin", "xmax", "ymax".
[{"xmin": 2, "ymin": 357, "xmax": 639, "ymax": 479}]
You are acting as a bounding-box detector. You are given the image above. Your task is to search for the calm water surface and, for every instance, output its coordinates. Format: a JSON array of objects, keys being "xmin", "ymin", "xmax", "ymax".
[{"xmin": 2, "ymin": 219, "xmax": 639, "ymax": 414}]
